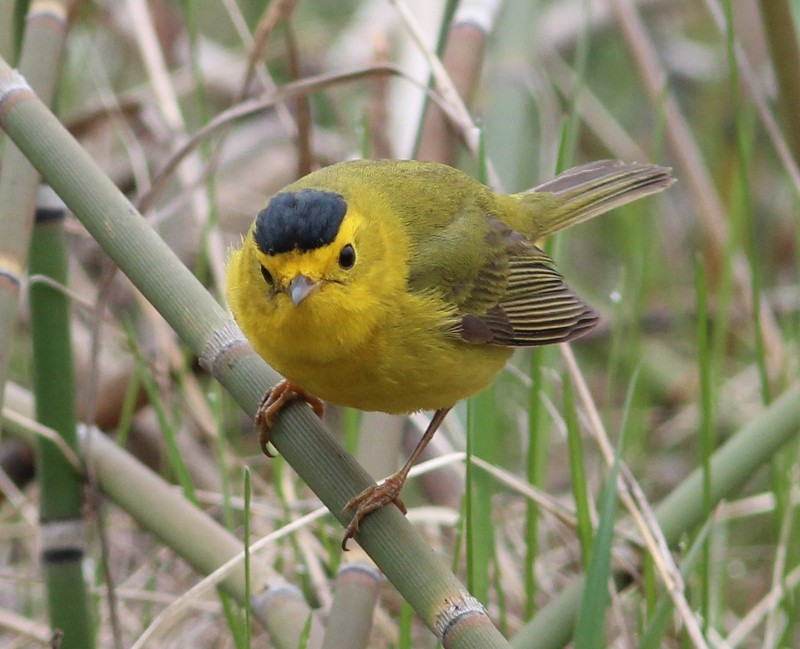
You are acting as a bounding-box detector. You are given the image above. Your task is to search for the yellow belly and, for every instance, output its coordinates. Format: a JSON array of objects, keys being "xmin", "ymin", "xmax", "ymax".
[
  {"xmin": 271, "ymin": 331, "xmax": 512, "ymax": 413},
  {"xmin": 240, "ymin": 288, "xmax": 512, "ymax": 413}
]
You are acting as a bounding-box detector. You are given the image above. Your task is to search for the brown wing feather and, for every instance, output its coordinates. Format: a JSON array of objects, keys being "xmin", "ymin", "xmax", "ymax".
[{"xmin": 449, "ymin": 219, "xmax": 599, "ymax": 347}]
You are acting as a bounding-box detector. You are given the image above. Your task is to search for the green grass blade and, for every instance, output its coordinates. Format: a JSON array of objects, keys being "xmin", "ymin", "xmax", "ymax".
[
  {"xmin": 695, "ymin": 255, "xmax": 716, "ymax": 633},
  {"xmin": 574, "ymin": 368, "xmax": 637, "ymax": 648},
  {"xmin": 466, "ymin": 386, "xmax": 497, "ymax": 603},
  {"xmin": 525, "ymin": 347, "xmax": 551, "ymax": 618},
  {"xmin": 563, "ymin": 372, "xmax": 593, "ymax": 567},
  {"xmin": 244, "ymin": 467, "xmax": 252, "ymax": 649},
  {"xmin": 573, "ymin": 457, "xmax": 619, "ymax": 649}
]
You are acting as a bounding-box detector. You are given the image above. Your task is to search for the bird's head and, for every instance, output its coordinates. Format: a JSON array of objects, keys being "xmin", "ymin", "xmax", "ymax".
[
  {"xmin": 248, "ymin": 188, "xmax": 401, "ymax": 324},
  {"xmin": 252, "ymin": 189, "xmax": 354, "ymax": 306}
]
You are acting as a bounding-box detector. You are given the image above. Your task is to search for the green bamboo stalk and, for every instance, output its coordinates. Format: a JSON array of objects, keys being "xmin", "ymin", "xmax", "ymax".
[
  {"xmin": 0, "ymin": 60, "xmax": 512, "ymax": 648},
  {"xmin": 28, "ymin": 194, "xmax": 94, "ymax": 648},
  {"xmin": 321, "ymin": 562, "xmax": 382, "ymax": 649},
  {"xmin": 758, "ymin": 0, "xmax": 800, "ymax": 167},
  {"xmin": 511, "ymin": 382, "xmax": 800, "ymax": 649},
  {"xmin": 2, "ymin": 382, "xmax": 325, "ymax": 647},
  {"xmin": 0, "ymin": 0, "xmax": 69, "ymax": 431}
]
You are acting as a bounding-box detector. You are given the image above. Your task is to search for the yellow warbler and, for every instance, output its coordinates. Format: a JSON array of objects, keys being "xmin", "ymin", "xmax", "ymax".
[{"xmin": 225, "ymin": 159, "xmax": 673, "ymax": 547}]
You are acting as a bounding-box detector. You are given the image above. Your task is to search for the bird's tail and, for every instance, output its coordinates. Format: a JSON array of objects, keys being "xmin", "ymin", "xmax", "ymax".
[{"xmin": 517, "ymin": 160, "xmax": 674, "ymax": 240}]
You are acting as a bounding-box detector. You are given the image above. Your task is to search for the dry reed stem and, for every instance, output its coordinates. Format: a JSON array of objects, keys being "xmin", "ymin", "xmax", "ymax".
[
  {"xmin": 368, "ymin": 31, "xmax": 393, "ymax": 159},
  {"xmin": 542, "ymin": 50, "xmax": 648, "ymax": 161},
  {"xmin": 139, "ymin": 64, "xmax": 411, "ymax": 215},
  {"xmin": 243, "ymin": 0, "xmax": 299, "ymax": 99},
  {"xmin": 218, "ymin": 0, "xmax": 296, "ymax": 133},
  {"xmin": 127, "ymin": 0, "xmax": 208, "ymax": 224},
  {"xmin": 283, "ymin": 19, "xmax": 313, "ymax": 178},
  {"xmin": 762, "ymin": 463, "xmax": 798, "ymax": 647},
  {"xmin": 0, "ymin": 608, "xmax": 50, "ymax": 645},
  {"xmin": 279, "ymin": 468, "xmax": 335, "ymax": 610},
  {"xmin": 756, "ymin": 0, "xmax": 800, "ymax": 168},
  {"xmin": 3, "ymin": 408, "xmax": 83, "ymax": 473}
]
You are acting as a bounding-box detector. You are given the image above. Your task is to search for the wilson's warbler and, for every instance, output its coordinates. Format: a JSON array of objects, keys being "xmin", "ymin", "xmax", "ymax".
[{"xmin": 226, "ymin": 159, "xmax": 673, "ymax": 547}]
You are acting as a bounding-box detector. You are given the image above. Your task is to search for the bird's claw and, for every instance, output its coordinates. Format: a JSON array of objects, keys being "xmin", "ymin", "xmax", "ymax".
[
  {"xmin": 255, "ymin": 380, "xmax": 324, "ymax": 457},
  {"xmin": 341, "ymin": 473, "xmax": 407, "ymax": 550}
]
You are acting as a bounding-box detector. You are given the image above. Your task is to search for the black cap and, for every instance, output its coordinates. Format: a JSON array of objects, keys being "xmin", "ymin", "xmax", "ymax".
[{"xmin": 254, "ymin": 189, "xmax": 347, "ymax": 255}]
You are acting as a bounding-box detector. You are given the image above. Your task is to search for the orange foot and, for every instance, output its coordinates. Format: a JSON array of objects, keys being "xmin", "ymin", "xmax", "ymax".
[
  {"xmin": 341, "ymin": 473, "xmax": 408, "ymax": 550},
  {"xmin": 255, "ymin": 379, "xmax": 324, "ymax": 457}
]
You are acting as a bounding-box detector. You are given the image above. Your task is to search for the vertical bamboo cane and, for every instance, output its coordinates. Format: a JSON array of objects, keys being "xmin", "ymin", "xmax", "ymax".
[{"xmin": 28, "ymin": 192, "xmax": 94, "ymax": 648}]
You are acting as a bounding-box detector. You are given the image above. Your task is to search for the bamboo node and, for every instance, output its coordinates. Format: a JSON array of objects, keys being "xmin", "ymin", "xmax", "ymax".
[
  {"xmin": 337, "ymin": 561, "xmax": 384, "ymax": 585},
  {"xmin": 251, "ymin": 581, "xmax": 303, "ymax": 611},
  {"xmin": 434, "ymin": 590, "xmax": 488, "ymax": 643},
  {"xmin": 28, "ymin": 0, "xmax": 69, "ymax": 26},
  {"xmin": 199, "ymin": 320, "xmax": 251, "ymax": 378},
  {"xmin": 40, "ymin": 519, "xmax": 86, "ymax": 554},
  {"xmin": 0, "ymin": 253, "xmax": 24, "ymax": 289},
  {"xmin": 0, "ymin": 69, "xmax": 32, "ymax": 110}
]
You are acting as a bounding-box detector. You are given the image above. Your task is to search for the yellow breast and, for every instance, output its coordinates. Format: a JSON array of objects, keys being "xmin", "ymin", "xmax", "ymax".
[{"xmin": 261, "ymin": 293, "xmax": 511, "ymax": 413}]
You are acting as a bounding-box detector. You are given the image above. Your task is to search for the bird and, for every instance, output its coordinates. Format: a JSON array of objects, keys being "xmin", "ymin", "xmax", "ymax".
[{"xmin": 225, "ymin": 158, "xmax": 673, "ymax": 548}]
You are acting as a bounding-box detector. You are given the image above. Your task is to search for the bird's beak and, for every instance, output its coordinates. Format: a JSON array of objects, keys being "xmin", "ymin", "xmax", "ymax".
[{"xmin": 288, "ymin": 275, "xmax": 319, "ymax": 306}]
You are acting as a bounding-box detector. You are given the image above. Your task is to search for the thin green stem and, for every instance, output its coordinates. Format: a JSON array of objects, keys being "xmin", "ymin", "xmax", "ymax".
[
  {"xmin": 563, "ymin": 373, "xmax": 592, "ymax": 567},
  {"xmin": 695, "ymin": 257, "xmax": 715, "ymax": 632},
  {"xmin": 723, "ymin": 0, "xmax": 771, "ymax": 404}
]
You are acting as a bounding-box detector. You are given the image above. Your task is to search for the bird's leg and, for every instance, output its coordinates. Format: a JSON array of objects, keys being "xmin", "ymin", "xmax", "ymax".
[
  {"xmin": 341, "ymin": 407, "xmax": 451, "ymax": 550},
  {"xmin": 255, "ymin": 379, "xmax": 325, "ymax": 457}
]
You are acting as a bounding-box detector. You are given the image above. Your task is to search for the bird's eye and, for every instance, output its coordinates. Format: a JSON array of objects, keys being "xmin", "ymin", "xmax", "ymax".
[
  {"xmin": 338, "ymin": 244, "xmax": 356, "ymax": 270},
  {"xmin": 260, "ymin": 265, "xmax": 274, "ymax": 287}
]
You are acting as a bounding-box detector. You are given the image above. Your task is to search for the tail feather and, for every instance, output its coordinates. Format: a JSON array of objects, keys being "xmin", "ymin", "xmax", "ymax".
[{"xmin": 519, "ymin": 160, "xmax": 674, "ymax": 240}]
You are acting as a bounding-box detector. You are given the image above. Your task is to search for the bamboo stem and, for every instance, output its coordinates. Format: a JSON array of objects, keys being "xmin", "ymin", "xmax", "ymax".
[
  {"xmin": 320, "ymin": 563, "xmax": 383, "ymax": 649},
  {"xmin": 29, "ymin": 194, "xmax": 94, "ymax": 648}
]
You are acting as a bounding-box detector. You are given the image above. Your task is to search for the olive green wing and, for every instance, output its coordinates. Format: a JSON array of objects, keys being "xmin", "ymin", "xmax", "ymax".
[{"xmin": 408, "ymin": 213, "xmax": 599, "ymax": 347}]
